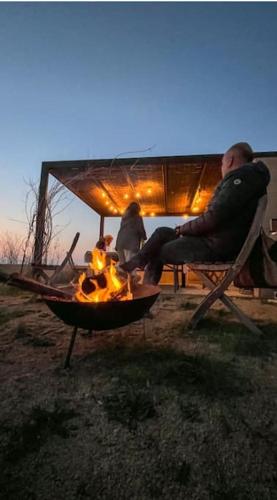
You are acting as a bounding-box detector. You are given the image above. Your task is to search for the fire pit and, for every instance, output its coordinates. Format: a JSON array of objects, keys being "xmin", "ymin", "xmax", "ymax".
[
  {"xmin": 44, "ymin": 283, "xmax": 160, "ymax": 368},
  {"xmin": 45, "ymin": 284, "xmax": 159, "ymax": 330},
  {"xmin": 42, "ymin": 247, "xmax": 160, "ymax": 368},
  {"xmin": 0, "ymin": 252, "xmax": 160, "ymax": 368}
]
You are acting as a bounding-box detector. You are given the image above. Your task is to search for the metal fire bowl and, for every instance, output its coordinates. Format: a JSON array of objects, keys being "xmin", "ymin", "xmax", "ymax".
[{"xmin": 44, "ymin": 284, "xmax": 160, "ymax": 331}]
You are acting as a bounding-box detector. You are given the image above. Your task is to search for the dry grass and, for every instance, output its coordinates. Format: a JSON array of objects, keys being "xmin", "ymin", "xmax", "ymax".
[{"xmin": 0, "ymin": 286, "xmax": 277, "ymax": 499}]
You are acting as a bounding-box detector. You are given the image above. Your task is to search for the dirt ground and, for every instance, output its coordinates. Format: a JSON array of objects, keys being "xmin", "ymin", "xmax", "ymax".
[{"xmin": 0, "ymin": 284, "xmax": 277, "ymax": 500}]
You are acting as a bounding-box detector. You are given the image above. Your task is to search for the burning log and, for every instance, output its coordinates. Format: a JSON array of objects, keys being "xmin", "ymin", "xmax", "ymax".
[
  {"xmin": 80, "ymin": 272, "xmax": 107, "ymax": 294},
  {"xmin": 75, "ymin": 248, "xmax": 132, "ymax": 303},
  {"xmin": 0, "ymin": 270, "xmax": 72, "ymax": 299}
]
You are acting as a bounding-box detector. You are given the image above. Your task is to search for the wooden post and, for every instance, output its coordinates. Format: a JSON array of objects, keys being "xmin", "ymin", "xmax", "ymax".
[
  {"xmin": 99, "ymin": 215, "xmax": 105, "ymax": 238},
  {"xmin": 33, "ymin": 164, "xmax": 49, "ymax": 267}
]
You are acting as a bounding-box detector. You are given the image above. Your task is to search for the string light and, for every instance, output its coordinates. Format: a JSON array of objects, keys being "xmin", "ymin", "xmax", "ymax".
[
  {"xmin": 183, "ymin": 214, "xmax": 189, "ymax": 219},
  {"xmin": 123, "ymin": 193, "xmax": 129, "ymax": 200},
  {"xmin": 150, "ymin": 212, "xmax": 155, "ymax": 217},
  {"xmin": 135, "ymin": 192, "xmax": 141, "ymax": 199},
  {"xmin": 192, "ymin": 207, "xmax": 200, "ymax": 213},
  {"xmin": 146, "ymin": 187, "xmax": 152, "ymax": 195}
]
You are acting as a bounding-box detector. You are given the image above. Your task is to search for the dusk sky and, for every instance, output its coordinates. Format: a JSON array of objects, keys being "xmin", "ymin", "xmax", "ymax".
[{"xmin": 0, "ymin": 2, "xmax": 277, "ymax": 262}]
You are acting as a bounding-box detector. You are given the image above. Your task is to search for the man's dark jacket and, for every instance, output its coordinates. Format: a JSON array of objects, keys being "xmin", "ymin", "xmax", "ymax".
[{"xmin": 180, "ymin": 161, "xmax": 270, "ymax": 260}]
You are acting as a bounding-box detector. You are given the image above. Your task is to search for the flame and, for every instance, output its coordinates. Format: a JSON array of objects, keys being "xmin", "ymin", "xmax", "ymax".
[
  {"xmin": 92, "ymin": 250, "xmax": 105, "ymax": 271},
  {"xmin": 75, "ymin": 248, "xmax": 133, "ymax": 303}
]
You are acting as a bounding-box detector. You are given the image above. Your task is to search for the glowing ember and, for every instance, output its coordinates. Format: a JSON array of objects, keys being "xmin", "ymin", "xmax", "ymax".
[{"xmin": 75, "ymin": 248, "xmax": 133, "ymax": 303}]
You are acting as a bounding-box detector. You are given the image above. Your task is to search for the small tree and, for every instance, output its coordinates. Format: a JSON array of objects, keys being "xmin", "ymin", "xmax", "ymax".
[
  {"xmin": 0, "ymin": 232, "xmax": 24, "ymax": 264},
  {"xmin": 20, "ymin": 178, "xmax": 73, "ymax": 270}
]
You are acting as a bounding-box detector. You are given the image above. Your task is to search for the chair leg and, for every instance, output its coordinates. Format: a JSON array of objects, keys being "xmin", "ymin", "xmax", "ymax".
[
  {"xmin": 188, "ymin": 294, "xmax": 215, "ymax": 330},
  {"xmin": 173, "ymin": 266, "xmax": 179, "ymax": 293},
  {"xmin": 199, "ymin": 271, "xmax": 263, "ymax": 334},
  {"xmin": 219, "ymin": 294, "xmax": 263, "ymax": 335},
  {"xmin": 188, "ymin": 270, "xmax": 262, "ymax": 335},
  {"xmin": 187, "ymin": 270, "xmax": 231, "ymax": 329}
]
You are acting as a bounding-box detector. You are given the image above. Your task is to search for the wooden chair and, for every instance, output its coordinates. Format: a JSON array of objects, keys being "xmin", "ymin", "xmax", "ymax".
[
  {"xmin": 32, "ymin": 232, "xmax": 80, "ymax": 285},
  {"xmin": 186, "ymin": 195, "xmax": 268, "ymax": 335},
  {"xmin": 163, "ymin": 264, "xmax": 186, "ymax": 293}
]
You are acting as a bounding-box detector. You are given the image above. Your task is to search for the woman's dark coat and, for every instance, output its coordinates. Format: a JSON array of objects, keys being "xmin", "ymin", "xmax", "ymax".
[{"xmin": 116, "ymin": 214, "xmax": 147, "ymax": 252}]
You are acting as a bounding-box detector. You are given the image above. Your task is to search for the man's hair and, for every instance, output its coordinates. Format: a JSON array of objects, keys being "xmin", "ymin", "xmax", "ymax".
[{"xmin": 227, "ymin": 142, "xmax": 254, "ymax": 163}]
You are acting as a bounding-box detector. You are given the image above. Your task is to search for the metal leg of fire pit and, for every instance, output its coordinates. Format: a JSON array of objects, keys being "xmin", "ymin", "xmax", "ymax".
[{"xmin": 64, "ymin": 326, "xmax": 78, "ymax": 369}]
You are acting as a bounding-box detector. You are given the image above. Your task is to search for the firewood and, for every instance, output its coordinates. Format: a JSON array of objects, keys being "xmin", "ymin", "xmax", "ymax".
[
  {"xmin": 0, "ymin": 270, "xmax": 72, "ymax": 299},
  {"xmin": 110, "ymin": 282, "xmax": 130, "ymax": 301}
]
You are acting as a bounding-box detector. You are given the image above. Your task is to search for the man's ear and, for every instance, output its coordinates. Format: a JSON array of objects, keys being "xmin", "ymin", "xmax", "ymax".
[{"xmin": 227, "ymin": 154, "xmax": 234, "ymax": 169}]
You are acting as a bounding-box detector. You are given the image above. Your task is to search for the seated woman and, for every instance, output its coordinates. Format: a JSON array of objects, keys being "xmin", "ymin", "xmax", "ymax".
[{"xmin": 84, "ymin": 235, "xmax": 118, "ymax": 263}]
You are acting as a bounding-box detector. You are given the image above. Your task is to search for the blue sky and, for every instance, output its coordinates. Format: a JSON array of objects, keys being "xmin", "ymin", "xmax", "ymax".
[{"xmin": 0, "ymin": 2, "xmax": 277, "ymax": 262}]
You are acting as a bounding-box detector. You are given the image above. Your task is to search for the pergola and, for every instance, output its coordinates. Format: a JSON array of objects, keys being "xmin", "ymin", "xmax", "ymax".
[{"xmin": 33, "ymin": 151, "xmax": 274, "ymax": 266}]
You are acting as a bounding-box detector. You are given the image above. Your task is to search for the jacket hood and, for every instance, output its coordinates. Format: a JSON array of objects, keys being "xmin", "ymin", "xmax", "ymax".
[{"xmin": 226, "ymin": 160, "xmax": 271, "ymax": 187}]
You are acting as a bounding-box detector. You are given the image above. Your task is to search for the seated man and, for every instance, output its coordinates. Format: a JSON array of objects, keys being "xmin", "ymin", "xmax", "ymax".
[{"xmin": 120, "ymin": 142, "xmax": 270, "ymax": 285}]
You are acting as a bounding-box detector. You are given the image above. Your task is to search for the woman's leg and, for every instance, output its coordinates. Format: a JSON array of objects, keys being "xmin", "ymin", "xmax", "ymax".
[
  {"xmin": 117, "ymin": 249, "xmax": 126, "ymax": 265},
  {"xmin": 124, "ymin": 249, "xmax": 137, "ymax": 261},
  {"xmin": 124, "ymin": 250, "xmax": 139, "ymax": 277}
]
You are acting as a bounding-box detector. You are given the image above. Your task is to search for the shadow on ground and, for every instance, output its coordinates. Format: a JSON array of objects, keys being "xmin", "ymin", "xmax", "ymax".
[
  {"xmin": 83, "ymin": 345, "xmax": 251, "ymax": 403},
  {"xmin": 191, "ymin": 314, "xmax": 277, "ymax": 357}
]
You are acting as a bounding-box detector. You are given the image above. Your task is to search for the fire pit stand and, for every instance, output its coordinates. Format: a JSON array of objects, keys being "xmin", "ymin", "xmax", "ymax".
[
  {"xmin": 64, "ymin": 326, "xmax": 78, "ymax": 368},
  {"xmin": 44, "ymin": 284, "xmax": 160, "ymax": 368}
]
